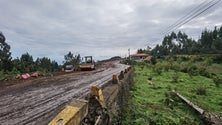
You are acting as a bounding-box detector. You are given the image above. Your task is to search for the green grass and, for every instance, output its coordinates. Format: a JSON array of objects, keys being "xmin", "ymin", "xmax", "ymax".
[
  {"xmin": 207, "ymin": 63, "xmax": 222, "ymax": 77},
  {"xmin": 122, "ymin": 62, "xmax": 222, "ymax": 125}
]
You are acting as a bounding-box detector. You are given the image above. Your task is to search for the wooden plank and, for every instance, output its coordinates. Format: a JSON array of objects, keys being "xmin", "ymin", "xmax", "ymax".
[
  {"xmin": 173, "ymin": 90, "xmax": 222, "ymax": 125},
  {"xmin": 174, "ymin": 91, "xmax": 204, "ymax": 114}
]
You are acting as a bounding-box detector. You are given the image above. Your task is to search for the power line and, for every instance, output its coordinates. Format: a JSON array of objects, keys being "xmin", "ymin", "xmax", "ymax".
[
  {"xmin": 163, "ymin": 0, "xmax": 221, "ymax": 35},
  {"xmin": 144, "ymin": 0, "xmax": 221, "ymax": 48},
  {"xmin": 162, "ymin": 0, "xmax": 209, "ymax": 35}
]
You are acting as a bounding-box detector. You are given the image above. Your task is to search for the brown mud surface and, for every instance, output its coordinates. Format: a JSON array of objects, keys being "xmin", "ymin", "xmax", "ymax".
[{"xmin": 0, "ymin": 60, "xmax": 128, "ymax": 125}]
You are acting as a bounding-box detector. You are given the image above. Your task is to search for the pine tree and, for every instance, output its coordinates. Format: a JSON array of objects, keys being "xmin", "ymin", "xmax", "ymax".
[{"xmin": 0, "ymin": 32, "xmax": 12, "ymax": 71}]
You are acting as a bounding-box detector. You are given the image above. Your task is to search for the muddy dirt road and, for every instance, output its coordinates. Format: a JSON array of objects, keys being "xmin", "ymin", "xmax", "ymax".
[{"xmin": 0, "ymin": 61, "xmax": 129, "ymax": 125}]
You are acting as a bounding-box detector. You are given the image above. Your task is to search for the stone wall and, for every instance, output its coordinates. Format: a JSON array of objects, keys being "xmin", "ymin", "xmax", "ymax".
[{"xmin": 102, "ymin": 67, "xmax": 134, "ymax": 125}]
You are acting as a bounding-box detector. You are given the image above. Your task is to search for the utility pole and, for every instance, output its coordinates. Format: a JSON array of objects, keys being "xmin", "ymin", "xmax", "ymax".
[{"xmin": 128, "ymin": 48, "xmax": 131, "ymax": 60}]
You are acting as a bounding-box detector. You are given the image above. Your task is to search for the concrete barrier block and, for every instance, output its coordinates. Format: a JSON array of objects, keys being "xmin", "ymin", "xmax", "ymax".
[
  {"xmin": 119, "ymin": 71, "xmax": 125, "ymax": 80},
  {"xmin": 48, "ymin": 99, "xmax": 88, "ymax": 125},
  {"xmin": 112, "ymin": 74, "xmax": 119, "ymax": 84}
]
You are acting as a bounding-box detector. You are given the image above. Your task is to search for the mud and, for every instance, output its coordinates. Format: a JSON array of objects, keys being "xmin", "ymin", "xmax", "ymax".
[{"xmin": 0, "ymin": 61, "xmax": 128, "ymax": 125}]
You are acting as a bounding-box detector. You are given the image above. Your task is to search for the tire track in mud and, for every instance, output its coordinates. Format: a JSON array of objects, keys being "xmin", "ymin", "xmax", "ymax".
[{"xmin": 0, "ymin": 62, "xmax": 128, "ymax": 125}]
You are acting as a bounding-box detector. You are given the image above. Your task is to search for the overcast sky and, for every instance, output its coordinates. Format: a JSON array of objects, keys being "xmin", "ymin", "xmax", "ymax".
[{"xmin": 0, "ymin": 0, "xmax": 222, "ymax": 63}]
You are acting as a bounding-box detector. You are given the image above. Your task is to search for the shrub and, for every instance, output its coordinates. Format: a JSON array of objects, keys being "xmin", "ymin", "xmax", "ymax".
[
  {"xmin": 180, "ymin": 63, "xmax": 212, "ymax": 78},
  {"xmin": 172, "ymin": 73, "xmax": 179, "ymax": 83},
  {"xmin": 180, "ymin": 63, "xmax": 189, "ymax": 73},
  {"xmin": 199, "ymin": 67, "xmax": 211, "ymax": 78},
  {"xmin": 153, "ymin": 64, "xmax": 162, "ymax": 75},
  {"xmin": 203, "ymin": 58, "xmax": 213, "ymax": 66},
  {"xmin": 180, "ymin": 56, "xmax": 190, "ymax": 61},
  {"xmin": 150, "ymin": 56, "xmax": 157, "ymax": 65},
  {"xmin": 213, "ymin": 76, "xmax": 222, "ymax": 87},
  {"xmin": 0, "ymin": 68, "xmax": 19, "ymax": 81},
  {"xmin": 212, "ymin": 55, "xmax": 222, "ymax": 64},
  {"xmin": 164, "ymin": 65, "xmax": 170, "ymax": 72},
  {"xmin": 147, "ymin": 75, "xmax": 152, "ymax": 81},
  {"xmin": 167, "ymin": 57, "xmax": 174, "ymax": 69},
  {"xmin": 187, "ymin": 65, "xmax": 199, "ymax": 76},
  {"xmin": 191, "ymin": 55, "xmax": 204, "ymax": 62},
  {"xmin": 0, "ymin": 70, "xmax": 5, "ymax": 81},
  {"xmin": 171, "ymin": 62, "xmax": 181, "ymax": 72},
  {"xmin": 196, "ymin": 87, "xmax": 207, "ymax": 95},
  {"xmin": 140, "ymin": 65, "xmax": 145, "ymax": 69}
]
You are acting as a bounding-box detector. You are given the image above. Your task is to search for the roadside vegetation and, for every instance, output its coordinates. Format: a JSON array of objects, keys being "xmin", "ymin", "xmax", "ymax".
[
  {"xmin": 122, "ymin": 26, "xmax": 222, "ymax": 124},
  {"xmin": 0, "ymin": 32, "xmax": 80, "ymax": 81},
  {"xmin": 122, "ymin": 55, "xmax": 222, "ymax": 124}
]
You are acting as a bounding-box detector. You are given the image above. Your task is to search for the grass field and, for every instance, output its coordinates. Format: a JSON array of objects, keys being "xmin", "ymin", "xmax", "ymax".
[
  {"xmin": 207, "ymin": 63, "xmax": 222, "ymax": 77},
  {"xmin": 122, "ymin": 57, "xmax": 222, "ymax": 125}
]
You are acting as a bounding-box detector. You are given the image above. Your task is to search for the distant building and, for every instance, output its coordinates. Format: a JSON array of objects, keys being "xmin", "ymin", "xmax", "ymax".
[{"xmin": 131, "ymin": 53, "xmax": 152, "ymax": 62}]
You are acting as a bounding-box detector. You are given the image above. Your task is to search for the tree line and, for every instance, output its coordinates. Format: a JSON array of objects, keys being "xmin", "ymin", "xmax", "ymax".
[
  {"xmin": 151, "ymin": 26, "xmax": 222, "ymax": 56},
  {"xmin": 11, "ymin": 53, "xmax": 59, "ymax": 73},
  {"xmin": 0, "ymin": 32, "xmax": 80, "ymax": 76}
]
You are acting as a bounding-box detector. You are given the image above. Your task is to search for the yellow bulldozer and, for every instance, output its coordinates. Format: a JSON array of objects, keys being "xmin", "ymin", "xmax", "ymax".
[{"xmin": 79, "ymin": 56, "xmax": 95, "ymax": 71}]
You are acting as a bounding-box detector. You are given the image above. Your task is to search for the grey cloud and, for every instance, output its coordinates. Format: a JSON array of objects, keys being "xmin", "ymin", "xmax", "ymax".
[{"xmin": 0, "ymin": 0, "xmax": 222, "ymax": 63}]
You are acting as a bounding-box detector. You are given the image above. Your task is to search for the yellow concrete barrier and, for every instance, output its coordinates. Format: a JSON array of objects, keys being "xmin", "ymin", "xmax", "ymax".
[
  {"xmin": 112, "ymin": 74, "xmax": 119, "ymax": 84},
  {"xmin": 90, "ymin": 85, "xmax": 105, "ymax": 108},
  {"xmin": 48, "ymin": 99, "xmax": 88, "ymax": 125}
]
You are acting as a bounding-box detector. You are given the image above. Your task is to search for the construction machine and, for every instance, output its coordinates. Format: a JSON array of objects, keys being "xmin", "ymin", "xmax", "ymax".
[
  {"xmin": 79, "ymin": 56, "xmax": 95, "ymax": 71},
  {"xmin": 65, "ymin": 65, "xmax": 74, "ymax": 72}
]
